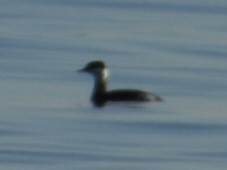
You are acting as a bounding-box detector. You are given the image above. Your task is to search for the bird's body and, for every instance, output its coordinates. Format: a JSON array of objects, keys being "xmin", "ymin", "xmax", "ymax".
[{"xmin": 79, "ymin": 60, "xmax": 162, "ymax": 107}]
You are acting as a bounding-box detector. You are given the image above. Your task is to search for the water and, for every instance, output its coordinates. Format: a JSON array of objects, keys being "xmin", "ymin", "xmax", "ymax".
[{"xmin": 1, "ymin": 0, "xmax": 227, "ymax": 169}]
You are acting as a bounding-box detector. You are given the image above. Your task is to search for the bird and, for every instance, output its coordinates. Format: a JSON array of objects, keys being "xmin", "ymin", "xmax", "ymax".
[{"xmin": 79, "ymin": 60, "xmax": 162, "ymax": 107}]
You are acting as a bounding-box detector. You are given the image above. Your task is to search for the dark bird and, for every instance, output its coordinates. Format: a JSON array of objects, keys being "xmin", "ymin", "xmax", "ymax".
[{"xmin": 79, "ymin": 60, "xmax": 162, "ymax": 107}]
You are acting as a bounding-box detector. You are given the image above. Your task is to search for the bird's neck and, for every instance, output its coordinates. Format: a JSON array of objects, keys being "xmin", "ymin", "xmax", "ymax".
[{"xmin": 92, "ymin": 68, "xmax": 108, "ymax": 99}]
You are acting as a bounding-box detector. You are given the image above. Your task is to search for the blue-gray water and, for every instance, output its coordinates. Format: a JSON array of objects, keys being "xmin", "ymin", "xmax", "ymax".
[{"xmin": 1, "ymin": 0, "xmax": 227, "ymax": 169}]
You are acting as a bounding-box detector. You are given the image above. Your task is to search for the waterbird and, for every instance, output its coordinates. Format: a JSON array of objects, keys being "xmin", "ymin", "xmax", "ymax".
[{"xmin": 79, "ymin": 60, "xmax": 162, "ymax": 107}]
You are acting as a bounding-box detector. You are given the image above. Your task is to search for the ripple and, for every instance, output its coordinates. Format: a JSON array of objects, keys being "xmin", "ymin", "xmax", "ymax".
[
  {"xmin": 0, "ymin": 149, "xmax": 163, "ymax": 164},
  {"xmin": 108, "ymin": 121, "xmax": 227, "ymax": 134},
  {"xmin": 37, "ymin": 0, "xmax": 227, "ymax": 15},
  {"xmin": 179, "ymin": 151, "xmax": 227, "ymax": 161}
]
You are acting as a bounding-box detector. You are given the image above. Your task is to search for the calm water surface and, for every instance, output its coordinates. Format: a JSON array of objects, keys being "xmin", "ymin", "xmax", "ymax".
[{"xmin": 0, "ymin": 0, "xmax": 227, "ymax": 170}]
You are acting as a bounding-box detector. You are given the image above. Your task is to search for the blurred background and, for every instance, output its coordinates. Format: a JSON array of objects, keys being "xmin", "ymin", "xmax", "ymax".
[{"xmin": 0, "ymin": 0, "xmax": 227, "ymax": 170}]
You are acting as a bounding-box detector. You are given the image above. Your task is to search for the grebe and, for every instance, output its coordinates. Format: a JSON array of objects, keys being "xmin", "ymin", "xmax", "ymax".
[{"xmin": 79, "ymin": 60, "xmax": 162, "ymax": 107}]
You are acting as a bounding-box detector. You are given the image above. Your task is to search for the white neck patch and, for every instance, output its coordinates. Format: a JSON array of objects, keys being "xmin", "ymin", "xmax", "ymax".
[
  {"xmin": 91, "ymin": 68, "xmax": 109, "ymax": 80},
  {"xmin": 102, "ymin": 68, "xmax": 109, "ymax": 80}
]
